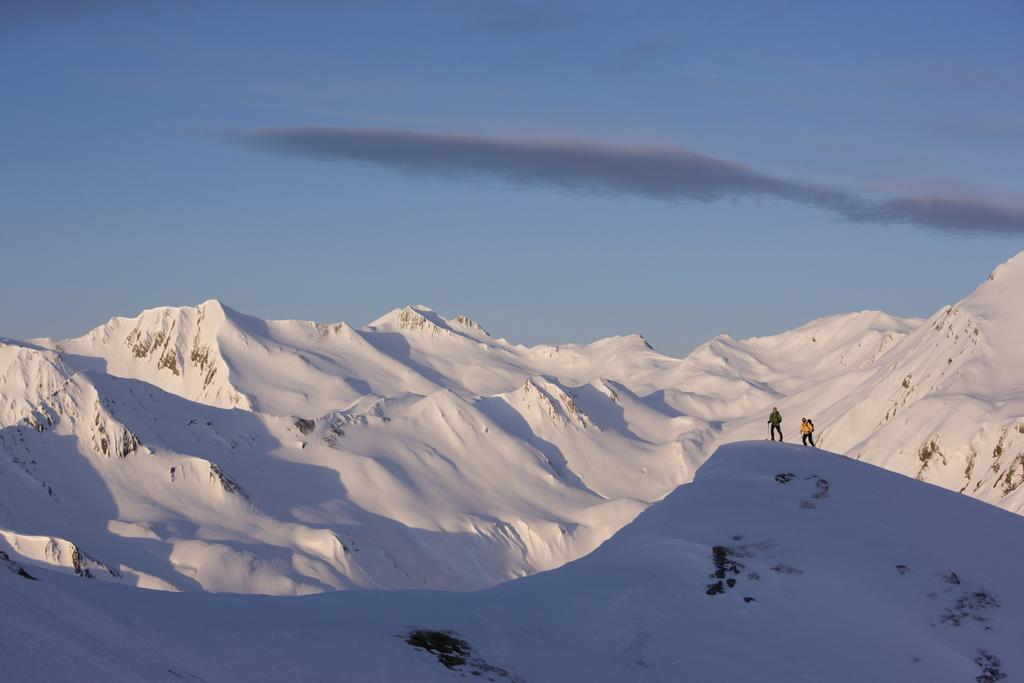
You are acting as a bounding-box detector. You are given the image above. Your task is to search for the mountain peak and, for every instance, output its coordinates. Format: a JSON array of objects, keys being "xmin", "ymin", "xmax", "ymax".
[
  {"xmin": 959, "ymin": 250, "xmax": 1024, "ymax": 320},
  {"xmin": 366, "ymin": 305, "xmax": 457, "ymax": 336},
  {"xmin": 197, "ymin": 298, "xmax": 230, "ymax": 317},
  {"xmin": 987, "ymin": 249, "xmax": 1024, "ymax": 282},
  {"xmin": 0, "ymin": 339, "xmax": 73, "ymax": 427},
  {"xmin": 451, "ymin": 314, "xmax": 491, "ymax": 336}
]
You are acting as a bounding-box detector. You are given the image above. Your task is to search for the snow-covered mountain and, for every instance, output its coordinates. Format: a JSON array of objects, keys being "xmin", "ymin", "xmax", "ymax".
[
  {"xmin": 1, "ymin": 251, "xmax": 1022, "ymax": 596},
  {"xmin": 3, "ymin": 442, "xmax": 1022, "ymax": 682},
  {"xmin": 2, "ymin": 303, "xmax": 702, "ymax": 595},
  {"xmin": 723, "ymin": 251, "xmax": 1024, "ymax": 510}
]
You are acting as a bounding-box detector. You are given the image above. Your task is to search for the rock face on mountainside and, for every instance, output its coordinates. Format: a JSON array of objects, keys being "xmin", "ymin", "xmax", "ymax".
[
  {"xmin": 0, "ymin": 252, "xmax": 1022, "ymax": 595},
  {"xmin": 2, "ymin": 442, "xmax": 1022, "ymax": 682},
  {"xmin": 0, "ymin": 341, "xmax": 73, "ymax": 428},
  {"xmin": 41, "ymin": 300, "xmax": 251, "ymax": 410}
]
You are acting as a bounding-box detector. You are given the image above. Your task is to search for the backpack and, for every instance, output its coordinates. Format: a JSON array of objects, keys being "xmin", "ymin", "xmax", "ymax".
[{"xmin": 807, "ymin": 419, "xmax": 814, "ymax": 431}]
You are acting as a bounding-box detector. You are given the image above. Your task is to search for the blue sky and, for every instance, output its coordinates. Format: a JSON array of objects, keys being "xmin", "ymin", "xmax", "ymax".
[{"xmin": 2, "ymin": 1, "xmax": 1022, "ymax": 355}]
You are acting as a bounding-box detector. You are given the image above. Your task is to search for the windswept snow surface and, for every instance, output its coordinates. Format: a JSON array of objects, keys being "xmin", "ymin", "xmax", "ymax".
[
  {"xmin": 0, "ymin": 252, "xmax": 1022, "ymax": 596},
  {"xmin": 2, "ymin": 443, "xmax": 1022, "ymax": 682}
]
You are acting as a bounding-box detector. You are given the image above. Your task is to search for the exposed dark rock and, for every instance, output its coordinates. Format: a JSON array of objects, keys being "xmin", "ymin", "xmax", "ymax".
[
  {"xmin": 209, "ymin": 463, "xmax": 250, "ymax": 501},
  {"xmin": 706, "ymin": 544, "xmax": 745, "ymax": 596},
  {"xmin": 796, "ymin": 476, "xmax": 830, "ymax": 508},
  {"xmin": 125, "ymin": 328, "xmax": 154, "ymax": 358},
  {"xmin": 113, "ymin": 428, "xmax": 140, "ymax": 459},
  {"xmin": 941, "ymin": 589, "xmax": 999, "ymax": 627},
  {"xmin": 294, "ymin": 418, "xmax": 315, "ymax": 435},
  {"xmin": 0, "ymin": 551, "xmax": 37, "ymax": 580},
  {"xmin": 405, "ymin": 629, "xmax": 470, "ymax": 669},
  {"xmin": 994, "ymin": 454, "xmax": 1024, "ymax": 495},
  {"xmin": 453, "ymin": 315, "xmax": 490, "ymax": 336},
  {"xmin": 774, "ymin": 472, "xmax": 795, "ymax": 484},
  {"xmin": 962, "ymin": 445, "xmax": 978, "ymax": 492},
  {"xmin": 917, "ymin": 438, "xmax": 946, "ymax": 480},
  {"xmin": 70, "ymin": 547, "xmax": 97, "ymax": 578},
  {"xmin": 770, "ymin": 564, "xmax": 803, "ymax": 576},
  {"xmin": 403, "ymin": 629, "xmax": 520, "ymax": 680},
  {"xmin": 22, "ymin": 412, "xmax": 50, "ymax": 433},
  {"xmin": 190, "ymin": 341, "xmax": 212, "ymax": 370},
  {"xmin": 711, "ymin": 545, "xmax": 743, "ymax": 579},
  {"xmin": 68, "ymin": 544, "xmax": 120, "ymax": 579},
  {"xmin": 157, "ymin": 349, "xmax": 180, "ymax": 375},
  {"xmin": 896, "ymin": 564, "xmax": 909, "ymax": 575},
  {"xmin": 92, "ymin": 411, "xmax": 141, "ymax": 459},
  {"xmin": 974, "ymin": 650, "xmax": 1006, "ymax": 682}
]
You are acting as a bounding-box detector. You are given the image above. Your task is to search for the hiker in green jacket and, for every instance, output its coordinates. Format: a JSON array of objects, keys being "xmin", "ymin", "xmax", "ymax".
[{"xmin": 768, "ymin": 407, "xmax": 783, "ymax": 442}]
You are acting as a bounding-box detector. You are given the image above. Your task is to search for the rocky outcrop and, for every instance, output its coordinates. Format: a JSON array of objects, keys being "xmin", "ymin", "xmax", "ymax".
[
  {"xmin": 209, "ymin": 463, "xmax": 250, "ymax": 501},
  {"xmin": 0, "ymin": 550, "xmax": 36, "ymax": 580},
  {"xmin": 452, "ymin": 315, "xmax": 490, "ymax": 336},
  {"xmin": 520, "ymin": 377, "xmax": 589, "ymax": 428},
  {"xmin": 1, "ymin": 531, "xmax": 120, "ymax": 580}
]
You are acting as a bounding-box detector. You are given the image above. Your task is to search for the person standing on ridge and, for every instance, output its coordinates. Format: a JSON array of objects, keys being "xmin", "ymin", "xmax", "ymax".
[
  {"xmin": 768, "ymin": 407, "xmax": 783, "ymax": 442},
  {"xmin": 800, "ymin": 418, "xmax": 816, "ymax": 447}
]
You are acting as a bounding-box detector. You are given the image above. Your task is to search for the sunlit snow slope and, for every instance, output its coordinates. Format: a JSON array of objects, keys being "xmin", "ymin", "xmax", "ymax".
[
  {"xmin": 2, "ymin": 443, "xmax": 1022, "ymax": 682},
  {"xmin": 1, "ymin": 251, "xmax": 1022, "ymax": 595}
]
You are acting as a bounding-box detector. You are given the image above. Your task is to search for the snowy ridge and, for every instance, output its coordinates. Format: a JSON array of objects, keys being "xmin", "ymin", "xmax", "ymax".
[
  {"xmin": 0, "ymin": 251, "xmax": 1022, "ymax": 596},
  {"xmin": 0, "ymin": 340, "xmax": 73, "ymax": 428},
  {"xmin": 727, "ymin": 251, "xmax": 1024, "ymax": 509},
  {"xmin": 2, "ymin": 442, "xmax": 1021, "ymax": 681},
  {"xmin": 39, "ymin": 300, "xmax": 251, "ymax": 410}
]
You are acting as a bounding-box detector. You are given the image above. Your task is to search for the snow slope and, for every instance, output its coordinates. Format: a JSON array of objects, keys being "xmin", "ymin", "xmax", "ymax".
[
  {"xmin": 5, "ymin": 305, "xmax": 707, "ymax": 594},
  {"xmin": 1, "ymin": 252, "xmax": 1022, "ymax": 595},
  {"xmin": 722, "ymin": 251, "xmax": 1024, "ymax": 511},
  {"xmin": 2, "ymin": 442, "xmax": 1021, "ymax": 682}
]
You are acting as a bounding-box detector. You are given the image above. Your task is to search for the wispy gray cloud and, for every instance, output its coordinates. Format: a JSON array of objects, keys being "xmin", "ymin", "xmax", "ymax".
[
  {"xmin": 236, "ymin": 127, "xmax": 1024, "ymax": 236},
  {"xmin": 607, "ymin": 39, "xmax": 673, "ymax": 76},
  {"xmin": 932, "ymin": 118, "xmax": 1024, "ymax": 143},
  {"xmin": 0, "ymin": 0, "xmax": 133, "ymax": 28},
  {"xmin": 0, "ymin": 0, "xmax": 353, "ymax": 29},
  {"xmin": 463, "ymin": 2, "xmax": 583, "ymax": 35},
  {"xmin": 845, "ymin": 197, "xmax": 1024, "ymax": 236}
]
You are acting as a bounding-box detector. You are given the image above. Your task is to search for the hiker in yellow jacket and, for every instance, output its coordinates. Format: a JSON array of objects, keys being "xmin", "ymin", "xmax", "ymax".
[{"xmin": 800, "ymin": 418, "xmax": 816, "ymax": 447}]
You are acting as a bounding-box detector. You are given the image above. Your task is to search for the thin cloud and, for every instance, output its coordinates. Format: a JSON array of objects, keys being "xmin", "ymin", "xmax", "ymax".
[
  {"xmin": 236, "ymin": 127, "xmax": 1024, "ymax": 236},
  {"xmin": 607, "ymin": 39, "xmax": 673, "ymax": 76},
  {"xmin": 0, "ymin": 0, "xmax": 119, "ymax": 27},
  {"xmin": 932, "ymin": 118, "xmax": 1024, "ymax": 142},
  {"xmin": 847, "ymin": 197, "xmax": 1024, "ymax": 236},
  {"xmin": 464, "ymin": 3, "xmax": 584, "ymax": 35}
]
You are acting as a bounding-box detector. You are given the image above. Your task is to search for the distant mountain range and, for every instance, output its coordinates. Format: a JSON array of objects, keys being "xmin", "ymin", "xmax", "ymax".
[{"xmin": 1, "ymin": 252, "xmax": 1022, "ymax": 595}]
